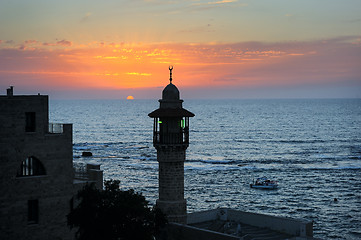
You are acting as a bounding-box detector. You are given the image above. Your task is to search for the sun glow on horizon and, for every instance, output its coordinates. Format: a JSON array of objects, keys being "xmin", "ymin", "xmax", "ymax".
[
  {"xmin": 1, "ymin": 37, "xmax": 360, "ymax": 98},
  {"xmin": 126, "ymin": 95, "xmax": 134, "ymax": 100}
]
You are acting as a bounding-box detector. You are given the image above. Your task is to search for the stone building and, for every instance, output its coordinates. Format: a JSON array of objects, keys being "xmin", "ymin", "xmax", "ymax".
[
  {"xmin": 0, "ymin": 87, "xmax": 102, "ymax": 240},
  {"xmin": 148, "ymin": 67, "xmax": 195, "ymax": 224}
]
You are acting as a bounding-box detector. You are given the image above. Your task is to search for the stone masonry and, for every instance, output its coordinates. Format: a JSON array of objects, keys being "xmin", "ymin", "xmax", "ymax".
[
  {"xmin": 157, "ymin": 147, "xmax": 187, "ymax": 223},
  {"xmin": 0, "ymin": 87, "xmax": 102, "ymax": 240}
]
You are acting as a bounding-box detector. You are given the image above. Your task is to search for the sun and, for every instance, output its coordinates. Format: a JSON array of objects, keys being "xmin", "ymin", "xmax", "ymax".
[{"xmin": 126, "ymin": 95, "xmax": 134, "ymax": 100}]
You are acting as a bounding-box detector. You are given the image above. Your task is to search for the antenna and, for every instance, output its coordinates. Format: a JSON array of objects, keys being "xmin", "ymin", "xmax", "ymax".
[{"xmin": 169, "ymin": 65, "xmax": 173, "ymax": 83}]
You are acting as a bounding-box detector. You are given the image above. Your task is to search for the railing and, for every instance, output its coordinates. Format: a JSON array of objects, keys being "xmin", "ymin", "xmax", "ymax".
[
  {"xmin": 153, "ymin": 129, "xmax": 189, "ymax": 145},
  {"xmin": 48, "ymin": 123, "xmax": 63, "ymax": 133},
  {"xmin": 73, "ymin": 163, "xmax": 88, "ymax": 180}
]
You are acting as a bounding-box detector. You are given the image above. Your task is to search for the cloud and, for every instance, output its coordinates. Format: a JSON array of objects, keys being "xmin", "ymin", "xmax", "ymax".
[
  {"xmin": 192, "ymin": 0, "xmax": 238, "ymax": 6},
  {"xmin": 345, "ymin": 18, "xmax": 361, "ymax": 23},
  {"xmin": 0, "ymin": 40, "xmax": 15, "ymax": 45},
  {"xmin": 180, "ymin": 24, "xmax": 214, "ymax": 33},
  {"xmin": 189, "ymin": 0, "xmax": 244, "ymax": 11},
  {"xmin": 13, "ymin": 40, "xmax": 41, "ymax": 50},
  {"xmin": 43, "ymin": 39, "xmax": 73, "ymax": 47},
  {"xmin": 80, "ymin": 12, "xmax": 92, "ymax": 23},
  {"xmin": 1, "ymin": 36, "xmax": 360, "ymax": 98},
  {"xmin": 56, "ymin": 39, "xmax": 72, "ymax": 46},
  {"xmin": 126, "ymin": 72, "xmax": 152, "ymax": 76},
  {"xmin": 24, "ymin": 40, "xmax": 38, "ymax": 44}
]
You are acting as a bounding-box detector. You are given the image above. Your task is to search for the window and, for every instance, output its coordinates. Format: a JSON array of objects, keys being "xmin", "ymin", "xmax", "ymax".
[
  {"xmin": 17, "ymin": 156, "xmax": 46, "ymax": 177},
  {"xmin": 25, "ymin": 112, "xmax": 36, "ymax": 132},
  {"xmin": 69, "ymin": 197, "xmax": 74, "ymax": 211},
  {"xmin": 28, "ymin": 199, "xmax": 39, "ymax": 224}
]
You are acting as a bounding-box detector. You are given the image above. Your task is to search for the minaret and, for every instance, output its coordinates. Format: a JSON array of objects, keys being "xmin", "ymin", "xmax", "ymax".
[{"xmin": 148, "ymin": 66, "xmax": 195, "ymax": 224}]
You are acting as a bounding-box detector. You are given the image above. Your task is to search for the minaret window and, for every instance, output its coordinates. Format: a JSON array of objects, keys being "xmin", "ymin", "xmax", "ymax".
[
  {"xmin": 181, "ymin": 119, "xmax": 185, "ymax": 128},
  {"xmin": 17, "ymin": 156, "xmax": 46, "ymax": 177}
]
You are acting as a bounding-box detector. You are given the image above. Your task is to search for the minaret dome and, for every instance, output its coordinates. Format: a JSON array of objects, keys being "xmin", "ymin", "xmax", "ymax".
[{"xmin": 162, "ymin": 83, "xmax": 180, "ymax": 100}]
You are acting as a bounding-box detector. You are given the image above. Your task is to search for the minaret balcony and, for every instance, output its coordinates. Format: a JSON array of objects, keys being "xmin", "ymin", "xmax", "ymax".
[{"xmin": 153, "ymin": 130, "xmax": 189, "ymax": 148}]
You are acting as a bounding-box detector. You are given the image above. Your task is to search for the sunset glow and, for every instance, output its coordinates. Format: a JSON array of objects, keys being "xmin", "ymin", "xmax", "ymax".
[{"xmin": 0, "ymin": 0, "xmax": 360, "ymax": 99}]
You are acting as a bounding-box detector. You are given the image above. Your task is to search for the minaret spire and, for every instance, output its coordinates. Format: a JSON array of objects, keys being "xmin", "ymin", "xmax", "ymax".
[{"xmin": 169, "ymin": 65, "xmax": 173, "ymax": 84}]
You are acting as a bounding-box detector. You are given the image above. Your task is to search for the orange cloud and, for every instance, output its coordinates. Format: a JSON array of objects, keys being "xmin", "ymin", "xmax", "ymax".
[
  {"xmin": 126, "ymin": 72, "xmax": 152, "ymax": 76},
  {"xmin": 1, "ymin": 36, "xmax": 360, "ymax": 97}
]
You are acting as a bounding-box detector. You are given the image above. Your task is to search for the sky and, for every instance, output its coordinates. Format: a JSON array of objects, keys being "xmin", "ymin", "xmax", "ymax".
[{"xmin": 0, "ymin": 0, "xmax": 360, "ymax": 99}]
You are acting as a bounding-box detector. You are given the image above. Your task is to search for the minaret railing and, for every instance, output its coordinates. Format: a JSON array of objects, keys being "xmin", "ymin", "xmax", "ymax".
[{"xmin": 153, "ymin": 117, "xmax": 189, "ymax": 145}]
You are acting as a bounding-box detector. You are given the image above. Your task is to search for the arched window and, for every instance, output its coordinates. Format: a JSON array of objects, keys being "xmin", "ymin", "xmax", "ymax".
[{"xmin": 17, "ymin": 156, "xmax": 46, "ymax": 177}]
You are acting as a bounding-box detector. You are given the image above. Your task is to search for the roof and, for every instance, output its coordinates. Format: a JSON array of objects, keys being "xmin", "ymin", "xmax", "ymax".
[
  {"xmin": 162, "ymin": 83, "xmax": 180, "ymax": 100},
  {"xmin": 187, "ymin": 209, "xmax": 314, "ymax": 240},
  {"xmin": 148, "ymin": 108, "xmax": 195, "ymax": 118},
  {"xmin": 190, "ymin": 219, "xmax": 294, "ymax": 240}
]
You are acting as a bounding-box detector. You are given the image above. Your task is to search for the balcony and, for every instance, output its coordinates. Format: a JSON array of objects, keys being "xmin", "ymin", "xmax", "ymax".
[{"xmin": 153, "ymin": 129, "xmax": 189, "ymax": 146}]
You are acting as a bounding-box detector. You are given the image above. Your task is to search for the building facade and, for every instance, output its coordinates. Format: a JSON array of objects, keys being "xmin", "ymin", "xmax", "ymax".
[{"xmin": 0, "ymin": 87, "xmax": 102, "ymax": 240}]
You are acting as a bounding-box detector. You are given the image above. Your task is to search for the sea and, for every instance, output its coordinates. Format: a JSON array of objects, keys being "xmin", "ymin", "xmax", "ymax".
[{"xmin": 49, "ymin": 98, "xmax": 361, "ymax": 239}]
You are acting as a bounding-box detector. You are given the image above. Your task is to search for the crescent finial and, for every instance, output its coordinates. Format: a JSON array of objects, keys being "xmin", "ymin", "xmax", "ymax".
[{"xmin": 169, "ymin": 65, "xmax": 173, "ymax": 83}]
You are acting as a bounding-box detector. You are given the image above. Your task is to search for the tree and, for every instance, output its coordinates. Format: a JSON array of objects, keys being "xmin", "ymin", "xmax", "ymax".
[{"xmin": 67, "ymin": 180, "xmax": 167, "ymax": 240}]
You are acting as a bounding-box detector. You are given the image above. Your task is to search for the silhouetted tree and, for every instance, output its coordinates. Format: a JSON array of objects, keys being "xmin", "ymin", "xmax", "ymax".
[{"xmin": 67, "ymin": 180, "xmax": 167, "ymax": 240}]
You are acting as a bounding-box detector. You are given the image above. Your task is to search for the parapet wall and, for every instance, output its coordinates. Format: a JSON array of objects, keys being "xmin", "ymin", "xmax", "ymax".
[
  {"xmin": 165, "ymin": 223, "xmax": 240, "ymax": 240},
  {"xmin": 86, "ymin": 164, "xmax": 103, "ymax": 189},
  {"xmin": 187, "ymin": 208, "xmax": 313, "ymax": 238},
  {"xmin": 74, "ymin": 163, "xmax": 103, "ymax": 190},
  {"xmin": 227, "ymin": 209, "xmax": 313, "ymax": 237},
  {"xmin": 187, "ymin": 208, "xmax": 223, "ymax": 224}
]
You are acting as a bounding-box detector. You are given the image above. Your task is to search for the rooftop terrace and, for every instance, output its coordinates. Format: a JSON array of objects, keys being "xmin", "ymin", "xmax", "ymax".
[{"xmin": 163, "ymin": 208, "xmax": 315, "ymax": 240}]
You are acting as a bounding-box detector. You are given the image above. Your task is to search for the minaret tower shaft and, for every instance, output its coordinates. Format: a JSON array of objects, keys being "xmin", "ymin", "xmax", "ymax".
[{"xmin": 148, "ymin": 67, "xmax": 194, "ymax": 224}]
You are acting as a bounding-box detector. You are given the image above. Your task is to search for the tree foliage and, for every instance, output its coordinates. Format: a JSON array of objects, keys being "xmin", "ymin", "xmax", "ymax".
[{"xmin": 67, "ymin": 180, "xmax": 167, "ymax": 240}]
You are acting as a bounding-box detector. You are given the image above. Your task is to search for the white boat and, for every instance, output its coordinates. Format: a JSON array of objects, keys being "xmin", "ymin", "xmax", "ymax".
[{"xmin": 250, "ymin": 177, "xmax": 278, "ymax": 189}]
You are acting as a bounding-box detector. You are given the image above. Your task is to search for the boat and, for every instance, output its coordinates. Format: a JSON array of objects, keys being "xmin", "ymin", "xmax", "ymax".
[{"xmin": 250, "ymin": 177, "xmax": 278, "ymax": 189}]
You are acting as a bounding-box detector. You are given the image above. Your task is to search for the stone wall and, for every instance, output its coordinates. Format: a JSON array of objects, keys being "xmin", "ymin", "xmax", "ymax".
[
  {"xmin": 0, "ymin": 94, "xmax": 75, "ymax": 240},
  {"xmin": 158, "ymin": 161, "xmax": 185, "ymax": 200},
  {"xmin": 157, "ymin": 146, "xmax": 187, "ymax": 224}
]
